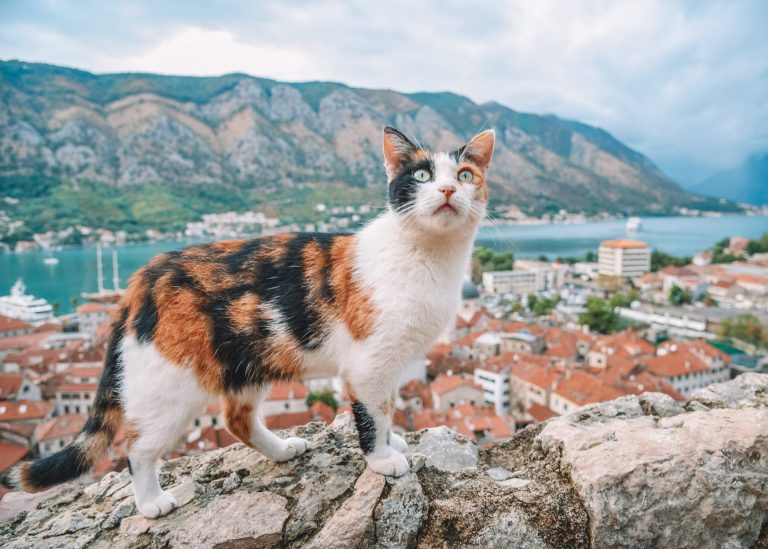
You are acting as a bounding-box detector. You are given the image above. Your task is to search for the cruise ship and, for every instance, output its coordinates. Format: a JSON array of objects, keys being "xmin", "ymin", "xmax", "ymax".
[
  {"xmin": 625, "ymin": 217, "xmax": 642, "ymax": 232},
  {"xmin": 0, "ymin": 279, "xmax": 54, "ymax": 324}
]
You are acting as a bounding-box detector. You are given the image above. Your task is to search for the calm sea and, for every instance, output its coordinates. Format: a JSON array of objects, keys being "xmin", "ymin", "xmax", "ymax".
[{"xmin": 1, "ymin": 215, "xmax": 766, "ymax": 314}]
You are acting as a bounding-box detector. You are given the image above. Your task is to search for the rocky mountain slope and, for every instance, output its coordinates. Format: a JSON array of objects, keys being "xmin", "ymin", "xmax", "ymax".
[
  {"xmin": 695, "ymin": 153, "xmax": 768, "ymax": 205},
  {"xmin": 0, "ymin": 59, "xmax": 729, "ymax": 223},
  {"xmin": 2, "ymin": 373, "xmax": 766, "ymax": 548}
]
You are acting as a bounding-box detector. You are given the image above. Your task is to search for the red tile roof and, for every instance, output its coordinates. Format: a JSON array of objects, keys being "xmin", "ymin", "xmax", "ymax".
[
  {"xmin": 266, "ymin": 381, "xmax": 309, "ymax": 401},
  {"xmin": 0, "ymin": 374, "xmax": 24, "ymax": 399},
  {"xmin": 35, "ymin": 414, "xmax": 87, "ymax": 442},
  {"xmin": 0, "ymin": 440, "xmax": 30, "ymax": 474},
  {"xmin": 56, "ymin": 383, "xmax": 99, "ymax": 392},
  {"xmin": 430, "ymin": 374, "xmax": 482, "ymax": 396},
  {"xmin": 76, "ymin": 302, "xmax": 117, "ymax": 314},
  {"xmin": 646, "ymin": 350, "xmax": 709, "ymax": 378},
  {"xmin": 600, "ymin": 239, "xmax": 648, "ymax": 249},
  {"xmin": 0, "ymin": 400, "xmax": 53, "ymax": 422},
  {"xmin": 0, "ymin": 315, "xmax": 32, "ymax": 333},
  {"xmin": 527, "ymin": 403, "xmax": 556, "ymax": 422},
  {"xmin": 64, "ymin": 365, "xmax": 103, "ymax": 379},
  {"xmin": 555, "ymin": 370, "xmax": 626, "ymax": 406}
]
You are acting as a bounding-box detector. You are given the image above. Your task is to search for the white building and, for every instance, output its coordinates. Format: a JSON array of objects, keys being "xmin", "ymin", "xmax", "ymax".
[
  {"xmin": 54, "ymin": 364, "xmax": 102, "ymax": 415},
  {"xmin": 598, "ymin": 240, "xmax": 651, "ymax": 278},
  {"xmin": 474, "ymin": 362, "xmax": 512, "ymax": 415},
  {"xmin": 646, "ymin": 341, "xmax": 731, "ymax": 397},
  {"xmin": 77, "ymin": 302, "xmax": 116, "ymax": 338},
  {"xmin": 482, "ymin": 270, "xmax": 537, "ymax": 295},
  {"xmin": 35, "ymin": 414, "xmax": 87, "ymax": 458},
  {"xmin": 262, "ymin": 381, "xmax": 309, "ymax": 416},
  {"xmin": 430, "ymin": 374, "xmax": 485, "ymax": 410},
  {"xmin": 513, "ymin": 260, "xmax": 568, "ymax": 292}
]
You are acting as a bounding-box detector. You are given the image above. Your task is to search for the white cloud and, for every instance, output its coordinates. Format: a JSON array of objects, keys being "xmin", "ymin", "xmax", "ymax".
[{"xmin": 1, "ymin": 0, "xmax": 766, "ymax": 183}]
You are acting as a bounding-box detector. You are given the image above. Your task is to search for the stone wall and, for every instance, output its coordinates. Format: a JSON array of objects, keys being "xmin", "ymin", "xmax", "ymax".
[{"xmin": 1, "ymin": 373, "xmax": 766, "ymax": 548}]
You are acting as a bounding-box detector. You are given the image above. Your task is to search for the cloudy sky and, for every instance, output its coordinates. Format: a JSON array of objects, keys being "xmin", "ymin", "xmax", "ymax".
[{"xmin": 1, "ymin": 0, "xmax": 766, "ymax": 185}]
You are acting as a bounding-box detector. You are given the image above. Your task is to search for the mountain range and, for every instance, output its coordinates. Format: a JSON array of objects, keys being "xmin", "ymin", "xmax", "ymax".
[
  {"xmin": 693, "ymin": 153, "xmax": 768, "ymax": 205},
  {"xmin": 0, "ymin": 60, "xmax": 735, "ymax": 233}
]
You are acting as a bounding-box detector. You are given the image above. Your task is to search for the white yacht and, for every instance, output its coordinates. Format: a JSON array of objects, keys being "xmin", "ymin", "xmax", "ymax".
[
  {"xmin": 625, "ymin": 217, "xmax": 642, "ymax": 232},
  {"xmin": 0, "ymin": 279, "xmax": 54, "ymax": 324}
]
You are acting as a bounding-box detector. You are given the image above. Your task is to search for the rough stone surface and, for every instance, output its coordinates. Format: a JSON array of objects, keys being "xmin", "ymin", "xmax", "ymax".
[
  {"xmin": 407, "ymin": 426, "xmax": 478, "ymax": 472},
  {"xmin": 1, "ymin": 374, "xmax": 766, "ymax": 548},
  {"xmin": 305, "ymin": 468, "xmax": 384, "ymax": 548}
]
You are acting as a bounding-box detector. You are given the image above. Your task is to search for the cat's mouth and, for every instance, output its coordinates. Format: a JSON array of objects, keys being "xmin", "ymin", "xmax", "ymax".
[{"xmin": 435, "ymin": 203, "xmax": 458, "ymax": 215}]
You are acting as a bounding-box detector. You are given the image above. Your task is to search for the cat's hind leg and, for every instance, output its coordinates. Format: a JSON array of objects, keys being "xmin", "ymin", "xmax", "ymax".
[
  {"xmin": 223, "ymin": 386, "xmax": 308, "ymax": 462},
  {"xmin": 121, "ymin": 336, "xmax": 212, "ymax": 518}
]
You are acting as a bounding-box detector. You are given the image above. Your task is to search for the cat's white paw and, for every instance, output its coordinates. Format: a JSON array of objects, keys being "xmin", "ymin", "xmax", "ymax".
[
  {"xmin": 272, "ymin": 436, "xmax": 308, "ymax": 462},
  {"xmin": 366, "ymin": 447, "xmax": 410, "ymax": 477},
  {"xmin": 389, "ymin": 432, "xmax": 408, "ymax": 453},
  {"xmin": 137, "ymin": 490, "xmax": 177, "ymax": 519}
]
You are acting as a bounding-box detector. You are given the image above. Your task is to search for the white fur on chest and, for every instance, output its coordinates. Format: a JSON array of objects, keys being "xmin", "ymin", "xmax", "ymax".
[{"xmin": 356, "ymin": 213, "xmax": 473, "ymax": 358}]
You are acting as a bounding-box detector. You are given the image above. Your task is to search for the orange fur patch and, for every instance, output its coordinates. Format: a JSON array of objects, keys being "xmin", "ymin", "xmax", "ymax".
[
  {"xmin": 122, "ymin": 269, "xmax": 149, "ymax": 336},
  {"xmin": 330, "ymin": 236, "xmax": 376, "ymax": 340},
  {"xmin": 151, "ymin": 273, "xmax": 221, "ymax": 393},
  {"xmin": 458, "ymin": 162, "xmax": 488, "ymax": 201},
  {"xmin": 262, "ymin": 331, "xmax": 304, "ymax": 381},
  {"xmin": 223, "ymin": 398, "xmax": 254, "ymax": 445},
  {"xmin": 182, "ymin": 259, "xmax": 233, "ymax": 293},
  {"xmin": 210, "ymin": 240, "xmax": 246, "ymax": 254},
  {"xmin": 124, "ymin": 421, "xmax": 141, "ymax": 450},
  {"xmin": 259, "ymin": 233, "xmax": 294, "ymax": 263},
  {"xmin": 228, "ymin": 292, "xmax": 261, "ymax": 333}
]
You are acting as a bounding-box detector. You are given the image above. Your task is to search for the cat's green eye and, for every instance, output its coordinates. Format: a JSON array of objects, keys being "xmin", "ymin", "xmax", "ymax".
[
  {"xmin": 458, "ymin": 170, "xmax": 474, "ymax": 183},
  {"xmin": 413, "ymin": 169, "xmax": 431, "ymax": 182}
]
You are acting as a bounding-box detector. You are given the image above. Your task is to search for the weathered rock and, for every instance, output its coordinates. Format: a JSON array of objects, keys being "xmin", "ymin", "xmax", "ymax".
[
  {"xmin": 407, "ymin": 426, "xmax": 478, "ymax": 472},
  {"xmin": 305, "ymin": 468, "xmax": 385, "ymax": 548},
  {"xmin": 168, "ymin": 491, "xmax": 288, "ymax": 548},
  {"xmin": 537, "ymin": 375, "xmax": 768, "ymax": 549},
  {"xmin": 0, "ymin": 374, "xmax": 766, "ymax": 548}
]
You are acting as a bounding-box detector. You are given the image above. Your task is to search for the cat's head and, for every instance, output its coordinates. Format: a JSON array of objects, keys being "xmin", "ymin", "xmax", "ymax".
[{"xmin": 382, "ymin": 127, "xmax": 494, "ymax": 234}]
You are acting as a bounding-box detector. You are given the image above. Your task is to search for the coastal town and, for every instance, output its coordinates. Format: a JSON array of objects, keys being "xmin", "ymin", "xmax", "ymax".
[{"xmin": 1, "ymin": 224, "xmax": 767, "ymax": 495}]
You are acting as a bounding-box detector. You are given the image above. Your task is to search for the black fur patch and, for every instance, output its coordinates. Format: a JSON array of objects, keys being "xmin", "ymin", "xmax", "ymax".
[
  {"xmin": 209, "ymin": 233, "xmax": 343, "ymax": 392},
  {"xmin": 23, "ymin": 445, "xmax": 92, "ymax": 491},
  {"xmin": 86, "ymin": 308, "xmax": 128, "ymax": 435},
  {"xmin": 133, "ymin": 288, "xmax": 158, "ymax": 344},
  {"xmin": 352, "ymin": 400, "xmax": 377, "ymax": 454},
  {"xmin": 388, "ymin": 158, "xmax": 434, "ymax": 213},
  {"xmin": 449, "ymin": 145, "xmax": 466, "ymax": 162}
]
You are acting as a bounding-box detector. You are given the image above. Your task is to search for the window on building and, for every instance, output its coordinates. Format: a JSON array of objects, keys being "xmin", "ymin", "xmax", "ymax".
[
  {"xmin": 194, "ymin": 419, "xmax": 200, "ymax": 426},
  {"xmin": 284, "ymin": 403, "xmax": 290, "ymax": 410},
  {"xmin": 212, "ymin": 417, "xmax": 218, "ymax": 426}
]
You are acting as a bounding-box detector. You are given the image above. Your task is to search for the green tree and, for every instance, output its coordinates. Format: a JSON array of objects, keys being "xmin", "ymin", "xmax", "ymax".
[
  {"xmin": 719, "ymin": 315, "xmax": 768, "ymax": 347},
  {"xmin": 746, "ymin": 233, "xmax": 768, "ymax": 254},
  {"xmin": 532, "ymin": 296, "xmax": 559, "ymax": 316},
  {"xmin": 307, "ymin": 390, "xmax": 338, "ymax": 412},
  {"xmin": 526, "ymin": 293, "xmax": 538, "ymax": 313},
  {"xmin": 650, "ymin": 250, "xmax": 691, "ymax": 271},
  {"xmin": 579, "ymin": 296, "xmax": 621, "ymax": 334},
  {"xmin": 668, "ymin": 284, "xmax": 692, "ymax": 306},
  {"xmin": 472, "ymin": 247, "xmax": 514, "ymax": 284}
]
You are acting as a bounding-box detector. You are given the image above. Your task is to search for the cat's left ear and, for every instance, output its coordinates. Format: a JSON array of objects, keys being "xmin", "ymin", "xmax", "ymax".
[
  {"xmin": 461, "ymin": 130, "xmax": 495, "ymax": 171},
  {"xmin": 382, "ymin": 127, "xmax": 418, "ymax": 181}
]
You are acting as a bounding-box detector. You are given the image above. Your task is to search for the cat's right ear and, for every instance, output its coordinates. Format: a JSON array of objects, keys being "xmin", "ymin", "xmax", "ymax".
[{"xmin": 383, "ymin": 127, "xmax": 417, "ymax": 181}]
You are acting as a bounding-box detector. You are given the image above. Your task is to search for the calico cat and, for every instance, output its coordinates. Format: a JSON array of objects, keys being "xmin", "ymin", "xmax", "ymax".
[{"xmin": 1, "ymin": 126, "xmax": 494, "ymax": 518}]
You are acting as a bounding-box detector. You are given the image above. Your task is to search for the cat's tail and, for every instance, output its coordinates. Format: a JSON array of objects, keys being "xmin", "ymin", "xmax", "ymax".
[{"xmin": 1, "ymin": 307, "xmax": 129, "ymax": 493}]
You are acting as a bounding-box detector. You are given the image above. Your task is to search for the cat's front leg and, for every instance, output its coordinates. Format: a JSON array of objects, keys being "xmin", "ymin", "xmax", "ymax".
[
  {"xmin": 348, "ymin": 383, "xmax": 409, "ymax": 477},
  {"xmin": 388, "ymin": 388, "xmax": 408, "ymax": 453}
]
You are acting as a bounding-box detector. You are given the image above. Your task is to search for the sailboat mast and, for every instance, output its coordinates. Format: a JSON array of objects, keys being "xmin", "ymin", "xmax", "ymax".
[
  {"xmin": 112, "ymin": 249, "xmax": 120, "ymax": 292},
  {"xmin": 96, "ymin": 243, "xmax": 104, "ymax": 294}
]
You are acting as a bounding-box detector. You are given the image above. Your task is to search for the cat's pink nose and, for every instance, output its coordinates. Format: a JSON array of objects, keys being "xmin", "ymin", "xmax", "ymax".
[{"xmin": 439, "ymin": 186, "xmax": 456, "ymax": 200}]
